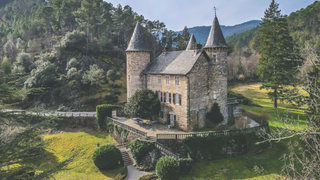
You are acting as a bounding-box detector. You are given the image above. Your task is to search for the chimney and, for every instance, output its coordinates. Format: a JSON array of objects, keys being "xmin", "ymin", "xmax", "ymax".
[
  {"xmin": 162, "ymin": 45, "xmax": 167, "ymax": 55},
  {"xmin": 193, "ymin": 43, "xmax": 199, "ymax": 55}
]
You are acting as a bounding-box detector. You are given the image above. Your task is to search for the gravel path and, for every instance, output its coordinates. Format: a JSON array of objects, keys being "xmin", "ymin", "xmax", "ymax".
[{"xmin": 125, "ymin": 165, "xmax": 152, "ymax": 180}]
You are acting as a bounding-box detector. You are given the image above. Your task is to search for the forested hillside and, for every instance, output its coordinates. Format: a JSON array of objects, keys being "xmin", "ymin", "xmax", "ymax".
[
  {"xmin": 176, "ymin": 20, "xmax": 261, "ymax": 44},
  {"xmin": 0, "ymin": 0, "xmax": 169, "ymax": 111},
  {"xmin": 225, "ymin": 0, "xmax": 320, "ymax": 81}
]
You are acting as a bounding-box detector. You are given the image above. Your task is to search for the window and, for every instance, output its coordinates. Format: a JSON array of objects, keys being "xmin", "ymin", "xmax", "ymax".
[
  {"xmin": 158, "ymin": 76, "xmax": 162, "ymax": 84},
  {"xmin": 166, "ymin": 76, "xmax": 170, "ymax": 85},
  {"xmin": 147, "ymin": 76, "xmax": 151, "ymax": 84},
  {"xmin": 169, "ymin": 93, "xmax": 171, "ymax": 103},
  {"xmin": 175, "ymin": 77, "xmax": 180, "ymax": 86},
  {"xmin": 212, "ymin": 54, "xmax": 217, "ymax": 64},
  {"xmin": 157, "ymin": 91, "xmax": 161, "ymax": 101},
  {"xmin": 166, "ymin": 92, "xmax": 169, "ymax": 103},
  {"xmin": 179, "ymin": 94, "xmax": 182, "ymax": 105},
  {"xmin": 213, "ymin": 91, "xmax": 217, "ymax": 99},
  {"xmin": 176, "ymin": 93, "xmax": 179, "ymax": 105},
  {"xmin": 128, "ymin": 75, "xmax": 131, "ymax": 82},
  {"xmin": 173, "ymin": 93, "xmax": 176, "ymax": 104},
  {"xmin": 164, "ymin": 92, "xmax": 167, "ymax": 102}
]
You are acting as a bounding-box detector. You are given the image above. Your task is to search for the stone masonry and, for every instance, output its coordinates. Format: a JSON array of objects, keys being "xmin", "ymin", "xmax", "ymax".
[{"xmin": 126, "ymin": 14, "xmax": 229, "ymax": 131}]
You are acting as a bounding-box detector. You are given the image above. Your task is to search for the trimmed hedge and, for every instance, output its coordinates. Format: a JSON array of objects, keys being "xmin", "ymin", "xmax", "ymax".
[
  {"xmin": 128, "ymin": 139, "xmax": 155, "ymax": 165},
  {"xmin": 92, "ymin": 143, "xmax": 122, "ymax": 170},
  {"xmin": 96, "ymin": 104, "xmax": 119, "ymax": 130},
  {"xmin": 178, "ymin": 158, "xmax": 193, "ymax": 174},
  {"xmin": 182, "ymin": 132, "xmax": 260, "ymax": 161},
  {"xmin": 156, "ymin": 156, "xmax": 180, "ymax": 180}
]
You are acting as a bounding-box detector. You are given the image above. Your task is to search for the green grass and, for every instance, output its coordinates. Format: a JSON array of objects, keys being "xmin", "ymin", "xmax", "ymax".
[
  {"xmin": 180, "ymin": 82, "xmax": 307, "ymax": 180},
  {"xmin": 230, "ymin": 83, "xmax": 309, "ymax": 131},
  {"xmin": 38, "ymin": 132, "xmax": 126, "ymax": 180}
]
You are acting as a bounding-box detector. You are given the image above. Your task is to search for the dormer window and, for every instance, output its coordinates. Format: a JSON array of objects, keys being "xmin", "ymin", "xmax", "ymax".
[{"xmin": 212, "ymin": 54, "xmax": 217, "ymax": 64}]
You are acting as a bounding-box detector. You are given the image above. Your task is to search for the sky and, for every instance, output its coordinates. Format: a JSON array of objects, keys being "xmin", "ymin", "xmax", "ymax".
[{"xmin": 104, "ymin": 0, "xmax": 316, "ymax": 31}]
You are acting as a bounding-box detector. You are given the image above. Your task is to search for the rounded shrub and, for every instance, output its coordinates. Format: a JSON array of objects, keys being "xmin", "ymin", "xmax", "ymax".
[
  {"xmin": 92, "ymin": 143, "xmax": 122, "ymax": 170},
  {"xmin": 156, "ymin": 156, "xmax": 180, "ymax": 180}
]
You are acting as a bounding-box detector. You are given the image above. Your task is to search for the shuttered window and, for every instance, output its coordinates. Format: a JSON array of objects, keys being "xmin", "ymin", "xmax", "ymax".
[{"xmin": 179, "ymin": 94, "xmax": 182, "ymax": 105}]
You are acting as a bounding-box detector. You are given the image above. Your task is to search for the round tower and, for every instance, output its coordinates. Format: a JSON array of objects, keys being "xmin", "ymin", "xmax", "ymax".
[
  {"xmin": 126, "ymin": 22, "xmax": 151, "ymax": 100},
  {"xmin": 203, "ymin": 14, "xmax": 229, "ymax": 124}
]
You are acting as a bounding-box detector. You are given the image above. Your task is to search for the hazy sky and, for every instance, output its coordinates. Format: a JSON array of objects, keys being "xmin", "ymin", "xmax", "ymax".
[{"xmin": 105, "ymin": 0, "xmax": 316, "ymax": 31}]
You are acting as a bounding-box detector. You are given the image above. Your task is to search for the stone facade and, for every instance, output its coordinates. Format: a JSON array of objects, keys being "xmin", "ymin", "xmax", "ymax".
[
  {"xmin": 126, "ymin": 15, "xmax": 229, "ymax": 131},
  {"xmin": 147, "ymin": 74, "xmax": 189, "ymax": 130},
  {"xmin": 126, "ymin": 51, "xmax": 150, "ymax": 100}
]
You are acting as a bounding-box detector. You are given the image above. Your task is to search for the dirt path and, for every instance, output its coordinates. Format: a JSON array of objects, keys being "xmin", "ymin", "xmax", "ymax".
[{"xmin": 125, "ymin": 165, "xmax": 152, "ymax": 180}]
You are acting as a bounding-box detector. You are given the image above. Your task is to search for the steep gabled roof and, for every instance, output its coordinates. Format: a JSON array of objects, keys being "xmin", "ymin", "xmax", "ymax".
[
  {"xmin": 204, "ymin": 15, "xmax": 228, "ymax": 48},
  {"xmin": 144, "ymin": 50, "xmax": 205, "ymax": 75},
  {"xmin": 126, "ymin": 22, "xmax": 150, "ymax": 52},
  {"xmin": 186, "ymin": 34, "xmax": 197, "ymax": 50}
]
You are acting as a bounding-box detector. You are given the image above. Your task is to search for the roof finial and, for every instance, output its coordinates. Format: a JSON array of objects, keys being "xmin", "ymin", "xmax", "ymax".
[{"xmin": 214, "ymin": 7, "xmax": 217, "ymax": 17}]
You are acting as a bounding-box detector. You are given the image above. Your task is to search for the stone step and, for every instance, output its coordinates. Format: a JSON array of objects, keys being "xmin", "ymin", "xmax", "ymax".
[{"xmin": 121, "ymin": 150, "xmax": 133, "ymax": 166}]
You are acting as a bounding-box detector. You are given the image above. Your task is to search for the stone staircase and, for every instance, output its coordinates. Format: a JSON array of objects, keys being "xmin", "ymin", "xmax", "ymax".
[{"xmin": 120, "ymin": 149, "xmax": 133, "ymax": 166}]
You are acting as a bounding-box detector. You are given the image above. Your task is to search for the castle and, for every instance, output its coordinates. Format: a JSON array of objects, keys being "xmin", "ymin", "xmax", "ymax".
[{"xmin": 126, "ymin": 14, "xmax": 229, "ymax": 131}]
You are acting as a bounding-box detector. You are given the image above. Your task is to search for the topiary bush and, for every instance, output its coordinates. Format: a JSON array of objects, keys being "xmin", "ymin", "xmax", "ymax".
[
  {"xmin": 178, "ymin": 158, "xmax": 193, "ymax": 174},
  {"xmin": 92, "ymin": 143, "xmax": 122, "ymax": 170},
  {"xmin": 156, "ymin": 156, "xmax": 180, "ymax": 180},
  {"xmin": 128, "ymin": 139, "xmax": 155, "ymax": 165},
  {"xmin": 206, "ymin": 103, "xmax": 224, "ymax": 124},
  {"xmin": 96, "ymin": 104, "xmax": 119, "ymax": 130}
]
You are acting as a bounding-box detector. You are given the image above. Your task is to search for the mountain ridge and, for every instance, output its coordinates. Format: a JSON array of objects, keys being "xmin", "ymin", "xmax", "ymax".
[{"xmin": 176, "ymin": 20, "xmax": 262, "ymax": 44}]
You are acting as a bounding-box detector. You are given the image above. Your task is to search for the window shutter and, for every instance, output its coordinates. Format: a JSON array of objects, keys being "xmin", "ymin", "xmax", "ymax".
[
  {"xmin": 173, "ymin": 93, "xmax": 175, "ymax": 104},
  {"xmin": 161, "ymin": 92, "xmax": 163, "ymax": 102},
  {"xmin": 164, "ymin": 92, "xmax": 166, "ymax": 102},
  {"xmin": 169, "ymin": 93, "xmax": 171, "ymax": 103},
  {"xmin": 179, "ymin": 94, "xmax": 182, "ymax": 105}
]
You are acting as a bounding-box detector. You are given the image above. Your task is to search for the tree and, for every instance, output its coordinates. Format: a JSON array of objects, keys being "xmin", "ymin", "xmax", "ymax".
[
  {"xmin": 1, "ymin": 57, "xmax": 11, "ymax": 75},
  {"xmin": 24, "ymin": 61, "xmax": 58, "ymax": 88},
  {"xmin": 161, "ymin": 30, "xmax": 177, "ymax": 50},
  {"xmin": 107, "ymin": 69, "xmax": 119, "ymax": 86},
  {"xmin": 124, "ymin": 89, "xmax": 160, "ymax": 119},
  {"xmin": 177, "ymin": 26, "xmax": 190, "ymax": 50},
  {"xmin": 3, "ymin": 40, "xmax": 18, "ymax": 62},
  {"xmin": 257, "ymin": 45, "xmax": 320, "ymax": 179},
  {"xmin": 37, "ymin": 6, "xmax": 55, "ymax": 48},
  {"xmin": 258, "ymin": 0, "xmax": 303, "ymax": 108},
  {"xmin": 81, "ymin": 64, "xmax": 105, "ymax": 86},
  {"xmin": 92, "ymin": 143, "xmax": 122, "ymax": 170},
  {"xmin": 206, "ymin": 103, "xmax": 224, "ymax": 124},
  {"xmin": 155, "ymin": 156, "xmax": 180, "ymax": 180},
  {"xmin": 15, "ymin": 52, "xmax": 33, "ymax": 73}
]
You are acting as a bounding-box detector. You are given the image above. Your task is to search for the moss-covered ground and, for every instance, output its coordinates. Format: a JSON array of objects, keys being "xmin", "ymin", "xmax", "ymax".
[{"xmin": 180, "ymin": 82, "xmax": 307, "ymax": 180}]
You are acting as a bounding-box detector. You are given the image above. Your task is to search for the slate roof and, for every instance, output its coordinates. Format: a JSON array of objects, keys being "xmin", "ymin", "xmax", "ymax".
[
  {"xmin": 144, "ymin": 50, "xmax": 204, "ymax": 75},
  {"xmin": 204, "ymin": 15, "xmax": 228, "ymax": 48},
  {"xmin": 186, "ymin": 34, "xmax": 197, "ymax": 50},
  {"xmin": 126, "ymin": 22, "xmax": 150, "ymax": 52}
]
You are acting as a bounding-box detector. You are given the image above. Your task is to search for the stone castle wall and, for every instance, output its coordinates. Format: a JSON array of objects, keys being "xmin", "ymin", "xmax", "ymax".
[
  {"xmin": 126, "ymin": 51, "xmax": 150, "ymax": 101},
  {"xmin": 205, "ymin": 48, "xmax": 228, "ymax": 124},
  {"xmin": 188, "ymin": 53, "xmax": 210, "ymax": 129},
  {"xmin": 147, "ymin": 75, "xmax": 189, "ymax": 131}
]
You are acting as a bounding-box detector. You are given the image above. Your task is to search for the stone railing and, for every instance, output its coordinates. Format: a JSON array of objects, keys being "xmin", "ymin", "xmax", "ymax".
[
  {"xmin": 2, "ymin": 110, "xmax": 96, "ymax": 117},
  {"xmin": 155, "ymin": 142, "xmax": 180, "ymax": 160},
  {"xmin": 156, "ymin": 123, "xmax": 270, "ymax": 140},
  {"xmin": 108, "ymin": 117, "xmax": 148, "ymax": 139}
]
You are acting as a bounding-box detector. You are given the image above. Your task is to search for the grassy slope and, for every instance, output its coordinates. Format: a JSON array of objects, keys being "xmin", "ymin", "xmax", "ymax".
[
  {"xmin": 180, "ymin": 82, "xmax": 307, "ymax": 180},
  {"xmin": 38, "ymin": 132, "xmax": 125, "ymax": 180}
]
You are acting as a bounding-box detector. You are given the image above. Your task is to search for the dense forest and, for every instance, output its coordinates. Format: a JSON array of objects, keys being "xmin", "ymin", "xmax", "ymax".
[
  {"xmin": 0, "ymin": 0, "xmax": 176, "ymax": 111},
  {"xmin": 225, "ymin": 1, "xmax": 320, "ymax": 81}
]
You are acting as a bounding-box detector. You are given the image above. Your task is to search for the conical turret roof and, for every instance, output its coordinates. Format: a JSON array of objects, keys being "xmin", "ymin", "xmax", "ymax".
[
  {"xmin": 186, "ymin": 34, "xmax": 197, "ymax": 50},
  {"xmin": 126, "ymin": 22, "xmax": 150, "ymax": 52},
  {"xmin": 204, "ymin": 15, "xmax": 228, "ymax": 48}
]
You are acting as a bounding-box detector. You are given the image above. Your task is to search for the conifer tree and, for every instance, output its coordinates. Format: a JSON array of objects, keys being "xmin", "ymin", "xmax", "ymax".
[
  {"xmin": 258, "ymin": 0, "xmax": 303, "ymax": 108},
  {"xmin": 177, "ymin": 26, "xmax": 190, "ymax": 50}
]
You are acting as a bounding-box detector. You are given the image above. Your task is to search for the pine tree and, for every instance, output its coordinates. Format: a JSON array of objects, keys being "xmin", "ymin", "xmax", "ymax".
[
  {"xmin": 258, "ymin": 0, "xmax": 303, "ymax": 108},
  {"xmin": 177, "ymin": 26, "xmax": 190, "ymax": 50}
]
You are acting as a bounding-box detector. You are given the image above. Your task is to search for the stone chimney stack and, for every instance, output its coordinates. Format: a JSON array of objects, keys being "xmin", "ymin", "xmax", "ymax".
[
  {"xmin": 193, "ymin": 43, "xmax": 200, "ymax": 55},
  {"xmin": 162, "ymin": 45, "xmax": 167, "ymax": 55}
]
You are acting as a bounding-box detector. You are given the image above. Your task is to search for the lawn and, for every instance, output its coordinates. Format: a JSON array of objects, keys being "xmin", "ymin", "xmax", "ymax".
[
  {"xmin": 230, "ymin": 82, "xmax": 309, "ymax": 131},
  {"xmin": 37, "ymin": 132, "xmax": 126, "ymax": 180},
  {"xmin": 180, "ymin": 82, "xmax": 307, "ymax": 180}
]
